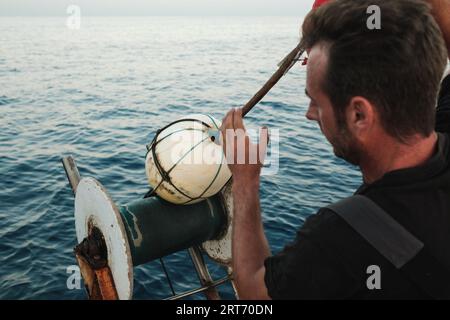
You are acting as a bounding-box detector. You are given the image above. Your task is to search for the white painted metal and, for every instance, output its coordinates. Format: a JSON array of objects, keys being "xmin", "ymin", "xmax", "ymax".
[
  {"xmin": 145, "ymin": 114, "xmax": 231, "ymax": 204},
  {"xmin": 202, "ymin": 181, "xmax": 233, "ymax": 265},
  {"xmin": 74, "ymin": 178, "xmax": 133, "ymax": 300}
]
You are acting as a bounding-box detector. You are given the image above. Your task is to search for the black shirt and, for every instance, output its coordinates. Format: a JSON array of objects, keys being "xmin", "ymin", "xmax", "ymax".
[{"xmin": 264, "ymin": 74, "xmax": 450, "ymax": 299}]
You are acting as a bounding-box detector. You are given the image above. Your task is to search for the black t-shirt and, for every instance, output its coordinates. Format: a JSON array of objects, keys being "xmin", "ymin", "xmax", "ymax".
[{"xmin": 264, "ymin": 74, "xmax": 450, "ymax": 299}]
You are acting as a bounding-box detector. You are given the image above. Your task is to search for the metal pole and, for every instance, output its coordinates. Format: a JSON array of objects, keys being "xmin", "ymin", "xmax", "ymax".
[
  {"xmin": 227, "ymin": 266, "xmax": 239, "ymax": 299},
  {"xmin": 188, "ymin": 246, "xmax": 221, "ymax": 300},
  {"xmin": 62, "ymin": 156, "xmax": 81, "ymax": 195},
  {"xmin": 165, "ymin": 276, "xmax": 230, "ymax": 300}
]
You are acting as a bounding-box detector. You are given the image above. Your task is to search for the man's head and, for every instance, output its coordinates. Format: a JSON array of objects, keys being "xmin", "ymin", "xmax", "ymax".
[{"xmin": 302, "ymin": 0, "xmax": 448, "ymax": 165}]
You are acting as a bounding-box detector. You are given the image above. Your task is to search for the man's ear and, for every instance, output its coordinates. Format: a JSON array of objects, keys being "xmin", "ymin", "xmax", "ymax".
[{"xmin": 346, "ymin": 97, "xmax": 376, "ymax": 139}]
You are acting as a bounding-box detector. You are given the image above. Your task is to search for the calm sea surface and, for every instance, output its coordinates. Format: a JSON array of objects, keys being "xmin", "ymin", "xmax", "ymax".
[{"xmin": 0, "ymin": 16, "xmax": 361, "ymax": 299}]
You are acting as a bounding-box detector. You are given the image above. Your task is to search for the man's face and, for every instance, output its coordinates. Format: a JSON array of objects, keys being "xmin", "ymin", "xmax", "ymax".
[{"xmin": 304, "ymin": 44, "xmax": 361, "ymax": 165}]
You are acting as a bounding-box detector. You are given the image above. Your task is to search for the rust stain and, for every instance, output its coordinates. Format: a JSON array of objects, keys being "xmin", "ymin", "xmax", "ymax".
[{"xmin": 74, "ymin": 226, "xmax": 119, "ymax": 300}]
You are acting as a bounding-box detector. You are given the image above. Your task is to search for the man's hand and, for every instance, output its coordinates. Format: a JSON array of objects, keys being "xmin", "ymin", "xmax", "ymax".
[{"xmin": 220, "ymin": 108, "xmax": 269, "ymax": 184}]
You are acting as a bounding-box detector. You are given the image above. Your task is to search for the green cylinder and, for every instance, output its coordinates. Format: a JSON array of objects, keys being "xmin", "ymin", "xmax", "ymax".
[{"xmin": 118, "ymin": 195, "xmax": 227, "ymax": 266}]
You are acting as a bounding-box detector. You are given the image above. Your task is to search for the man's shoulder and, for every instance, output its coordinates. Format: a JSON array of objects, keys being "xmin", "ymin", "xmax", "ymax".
[
  {"xmin": 298, "ymin": 206, "xmax": 354, "ymax": 242},
  {"xmin": 264, "ymin": 206, "xmax": 363, "ymax": 299},
  {"xmin": 265, "ymin": 203, "xmax": 409, "ymax": 299},
  {"xmin": 269, "ymin": 205, "xmax": 362, "ymax": 266},
  {"xmin": 297, "ymin": 203, "xmax": 388, "ymax": 271},
  {"xmin": 298, "ymin": 207, "xmax": 340, "ymax": 233}
]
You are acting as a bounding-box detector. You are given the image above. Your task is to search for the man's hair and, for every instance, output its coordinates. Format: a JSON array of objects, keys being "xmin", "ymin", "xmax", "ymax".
[{"xmin": 301, "ymin": 0, "xmax": 448, "ymax": 140}]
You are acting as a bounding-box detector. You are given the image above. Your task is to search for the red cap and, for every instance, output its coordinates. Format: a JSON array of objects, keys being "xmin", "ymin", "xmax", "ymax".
[{"xmin": 312, "ymin": 0, "xmax": 330, "ymax": 9}]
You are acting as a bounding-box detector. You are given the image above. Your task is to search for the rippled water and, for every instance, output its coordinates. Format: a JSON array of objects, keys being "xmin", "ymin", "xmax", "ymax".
[{"xmin": 0, "ymin": 17, "xmax": 361, "ymax": 299}]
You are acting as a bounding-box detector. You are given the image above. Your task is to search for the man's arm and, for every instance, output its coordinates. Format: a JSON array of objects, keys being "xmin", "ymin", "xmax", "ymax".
[
  {"xmin": 220, "ymin": 108, "xmax": 271, "ymax": 300},
  {"xmin": 232, "ymin": 178, "xmax": 271, "ymax": 299}
]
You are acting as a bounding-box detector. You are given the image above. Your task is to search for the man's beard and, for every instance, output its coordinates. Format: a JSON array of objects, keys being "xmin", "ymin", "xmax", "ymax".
[{"xmin": 331, "ymin": 124, "xmax": 361, "ymax": 166}]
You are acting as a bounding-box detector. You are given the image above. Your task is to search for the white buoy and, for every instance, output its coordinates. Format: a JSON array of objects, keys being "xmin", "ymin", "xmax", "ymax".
[{"xmin": 145, "ymin": 114, "xmax": 231, "ymax": 205}]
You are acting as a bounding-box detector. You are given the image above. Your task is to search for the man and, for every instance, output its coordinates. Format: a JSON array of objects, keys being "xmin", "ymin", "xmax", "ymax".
[{"xmin": 220, "ymin": 0, "xmax": 450, "ymax": 299}]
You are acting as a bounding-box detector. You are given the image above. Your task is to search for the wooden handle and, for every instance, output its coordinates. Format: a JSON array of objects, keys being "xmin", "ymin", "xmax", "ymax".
[{"xmin": 241, "ymin": 43, "xmax": 305, "ymax": 117}]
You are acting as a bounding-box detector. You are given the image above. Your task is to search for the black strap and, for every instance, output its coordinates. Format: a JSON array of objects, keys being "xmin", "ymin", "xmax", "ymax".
[{"xmin": 327, "ymin": 195, "xmax": 450, "ymax": 299}]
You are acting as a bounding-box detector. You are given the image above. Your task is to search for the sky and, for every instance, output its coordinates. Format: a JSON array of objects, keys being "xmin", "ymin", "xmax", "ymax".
[{"xmin": 0, "ymin": 0, "xmax": 314, "ymax": 16}]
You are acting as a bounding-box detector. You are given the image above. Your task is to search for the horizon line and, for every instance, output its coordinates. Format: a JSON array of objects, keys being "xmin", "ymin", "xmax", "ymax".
[{"xmin": 0, "ymin": 14, "xmax": 304, "ymax": 17}]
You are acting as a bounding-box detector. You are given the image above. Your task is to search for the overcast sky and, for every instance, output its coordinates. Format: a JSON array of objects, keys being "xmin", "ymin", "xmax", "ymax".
[{"xmin": 0, "ymin": 0, "xmax": 314, "ymax": 16}]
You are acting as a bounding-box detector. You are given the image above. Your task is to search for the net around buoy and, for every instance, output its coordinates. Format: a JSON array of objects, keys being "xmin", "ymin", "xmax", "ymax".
[{"xmin": 145, "ymin": 114, "xmax": 231, "ymax": 205}]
